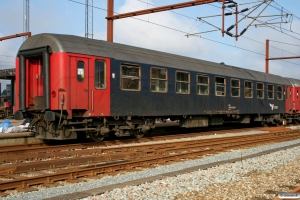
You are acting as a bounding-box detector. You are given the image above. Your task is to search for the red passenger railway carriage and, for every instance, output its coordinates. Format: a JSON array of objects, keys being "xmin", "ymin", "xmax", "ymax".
[
  {"xmin": 14, "ymin": 33, "xmax": 300, "ymax": 141},
  {"xmin": 285, "ymin": 78, "xmax": 300, "ymax": 115}
]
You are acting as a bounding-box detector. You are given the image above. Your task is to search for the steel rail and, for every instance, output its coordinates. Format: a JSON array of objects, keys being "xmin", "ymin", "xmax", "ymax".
[
  {"xmin": 0, "ymin": 126, "xmax": 283, "ymax": 155},
  {"xmin": 0, "ymin": 131, "xmax": 297, "ymax": 174},
  {"xmin": 0, "ymin": 130, "xmax": 299, "ymax": 192},
  {"xmin": 0, "ymin": 130, "xmax": 292, "ymax": 163}
]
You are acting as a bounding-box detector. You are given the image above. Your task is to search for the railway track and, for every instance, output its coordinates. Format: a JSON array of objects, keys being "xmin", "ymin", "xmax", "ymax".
[
  {"xmin": 0, "ymin": 126, "xmax": 287, "ymax": 164},
  {"xmin": 0, "ymin": 128, "xmax": 299, "ymax": 196},
  {"xmin": 0, "ymin": 125, "xmax": 285, "ymax": 155}
]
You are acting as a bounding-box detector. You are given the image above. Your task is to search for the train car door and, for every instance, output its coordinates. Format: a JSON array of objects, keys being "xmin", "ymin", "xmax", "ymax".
[
  {"xmin": 69, "ymin": 56, "xmax": 89, "ymax": 109},
  {"xmin": 293, "ymin": 87, "xmax": 300, "ymax": 113},
  {"xmin": 88, "ymin": 58, "xmax": 110, "ymax": 116},
  {"xmin": 27, "ymin": 56, "xmax": 43, "ymax": 110},
  {"xmin": 285, "ymin": 85, "xmax": 293, "ymax": 113}
]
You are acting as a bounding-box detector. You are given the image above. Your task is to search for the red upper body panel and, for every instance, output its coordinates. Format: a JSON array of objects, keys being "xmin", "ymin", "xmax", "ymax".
[{"xmin": 15, "ymin": 52, "xmax": 111, "ymax": 118}]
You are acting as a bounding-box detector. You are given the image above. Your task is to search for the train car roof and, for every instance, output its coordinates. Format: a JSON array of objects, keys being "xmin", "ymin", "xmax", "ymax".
[
  {"xmin": 19, "ymin": 33, "xmax": 292, "ymax": 85},
  {"xmin": 285, "ymin": 78, "xmax": 300, "ymax": 86}
]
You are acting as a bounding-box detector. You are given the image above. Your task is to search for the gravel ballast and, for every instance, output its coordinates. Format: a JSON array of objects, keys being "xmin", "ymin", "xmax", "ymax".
[
  {"xmin": 80, "ymin": 142, "xmax": 300, "ymax": 200},
  {"xmin": 2, "ymin": 132, "xmax": 300, "ymax": 200}
]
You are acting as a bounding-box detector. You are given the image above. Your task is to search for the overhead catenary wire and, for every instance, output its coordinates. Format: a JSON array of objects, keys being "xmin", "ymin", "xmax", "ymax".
[
  {"xmin": 0, "ymin": 64, "xmax": 14, "ymax": 67},
  {"xmin": 196, "ymin": 2, "xmax": 300, "ymax": 43},
  {"xmin": 137, "ymin": 0, "xmax": 290, "ymax": 44},
  {"xmin": 197, "ymin": 17, "xmax": 222, "ymax": 31},
  {"xmin": 188, "ymin": 19, "xmax": 203, "ymax": 35},
  {"xmin": 272, "ymin": 0, "xmax": 300, "ymax": 20},
  {"xmin": 242, "ymin": 36, "xmax": 299, "ymax": 56},
  {"xmin": 0, "ymin": 61, "xmax": 14, "ymax": 63},
  {"xmin": 186, "ymin": 29, "xmax": 219, "ymax": 37},
  {"xmin": 250, "ymin": 21, "xmax": 288, "ymax": 27},
  {"xmin": 269, "ymin": 40, "xmax": 300, "ymax": 47},
  {"xmin": 248, "ymin": 16, "xmax": 286, "ymax": 27},
  {"xmin": 213, "ymin": 2, "xmax": 300, "ymax": 38},
  {"xmin": 248, "ymin": 14, "xmax": 291, "ymax": 18},
  {"xmin": 136, "ymin": 0, "xmax": 217, "ymax": 36},
  {"xmin": 68, "ymin": 0, "xmax": 300, "ymax": 68},
  {"xmin": 221, "ymin": 1, "xmax": 300, "ymax": 37},
  {"xmin": 0, "ymin": 55, "xmax": 15, "ymax": 57},
  {"xmin": 263, "ymin": 16, "xmax": 283, "ymax": 22},
  {"xmin": 170, "ymin": 1, "xmax": 300, "ymax": 56},
  {"xmin": 255, "ymin": 0, "xmax": 300, "ymax": 32},
  {"xmin": 238, "ymin": 0, "xmax": 267, "ymax": 6},
  {"xmin": 212, "ymin": 0, "xmax": 300, "ymax": 47},
  {"xmin": 189, "ymin": 21, "xmax": 206, "ymax": 35},
  {"xmin": 137, "ymin": 0, "xmax": 300, "ymax": 41},
  {"xmin": 249, "ymin": 19, "xmax": 300, "ymax": 42},
  {"xmin": 135, "ymin": 0, "xmax": 199, "ymax": 21},
  {"xmin": 229, "ymin": 1, "xmax": 272, "ymax": 36},
  {"xmin": 221, "ymin": 3, "xmax": 300, "ymax": 59},
  {"xmin": 186, "ymin": 2, "xmax": 300, "ymax": 56},
  {"xmin": 68, "ymin": 0, "xmax": 262, "ymax": 53}
]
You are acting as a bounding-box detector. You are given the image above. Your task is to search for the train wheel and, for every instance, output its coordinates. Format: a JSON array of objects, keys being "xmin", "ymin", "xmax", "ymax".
[
  {"xmin": 89, "ymin": 132, "xmax": 105, "ymax": 142},
  {"xmin": 261, "ymin": 122, "xmax": 267, "ymax": 127},
  {"xmin": 132, "ymin": 130, "xmax": 144, "ymax": 139}
]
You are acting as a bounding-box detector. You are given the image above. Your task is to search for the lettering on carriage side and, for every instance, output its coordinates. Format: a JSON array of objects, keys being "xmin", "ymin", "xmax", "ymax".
[
  {"xmin": 228, "ymin": 104, "xmax": 236, "ymax": 110},
  {"xmin": 269, "ymin": 103, "xmax": 278, "ymax": 110}
]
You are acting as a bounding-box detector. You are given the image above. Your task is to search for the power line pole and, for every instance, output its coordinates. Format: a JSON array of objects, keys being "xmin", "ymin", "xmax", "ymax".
[
  {"xmin": 85, "ymin": 0, "xmax": 93, "ymax": 38},
  {"xmin": 23, "ymin": 0, "xmax": 29, "ymax": 41}
]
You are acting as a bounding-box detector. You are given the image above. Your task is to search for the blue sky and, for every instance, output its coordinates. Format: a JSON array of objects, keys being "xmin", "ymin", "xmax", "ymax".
[{"xmin": 0, "ymin": 0, "xmax": 300, "ymax": 92}]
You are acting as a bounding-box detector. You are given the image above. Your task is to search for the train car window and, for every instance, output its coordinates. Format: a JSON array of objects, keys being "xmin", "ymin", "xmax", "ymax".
[
  {"xmin": 257, "ymin": 83, "xmax": 264, "ymax": 99},
  {"xmin": 197, "ymin": 75, "xmax": 209, "ymax": 95},
  {"xmin": 244, "ymin": 81, "xmax": 253, "ymax": 98},
  {"xmin": 77, "ymin": 61, "xmax": 85, "ymax": 82},
  {"xmin": 176, "ymin": 71, "xmax": 190, "ymax": 94},
  {"xmin": 215, "ymin": 77, "xmax": 225, "ymax": 96},
  {"xmin": 285, "ymin": 87, "xmax": 289, "ymax": 100},
  {"xmin": 277, "ymin": 86, "xmax": 283, "ymax": 100},
  {"xmin": 231, "ymin": 79, "xmax": 240, "ymax": 97},
  {"xmin": 120, "ymin": 65, "xmax": 141, "ymax": 91},
  {"xmin": 94, "ymin": 60, "xmax": 106, "ymax": 89},
  {"xmin": 268, "ymin": 84, "xmax": 274, "ymax": 99},
  {"xmin": 150, "ymin": 67, "xmax": 167, "ymax": 92}
]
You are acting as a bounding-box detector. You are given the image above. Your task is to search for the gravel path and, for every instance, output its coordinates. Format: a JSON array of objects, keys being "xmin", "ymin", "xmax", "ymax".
[
  {"xmin": 173, "ymin": 157, "xmax": 300, "ymax": 199},
  {"xmin": 81, "ymin": 143, "xmax": 300, "ymax": 200},
  {"xmin": 1, "ymin": 131, "xmax": 300, "ymax": 200}
]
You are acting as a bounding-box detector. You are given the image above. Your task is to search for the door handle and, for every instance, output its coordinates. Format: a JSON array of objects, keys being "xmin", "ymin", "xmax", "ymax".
[{"xmin": 91, "ymin": 89, "xmax": 94, "ymax": 111}]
